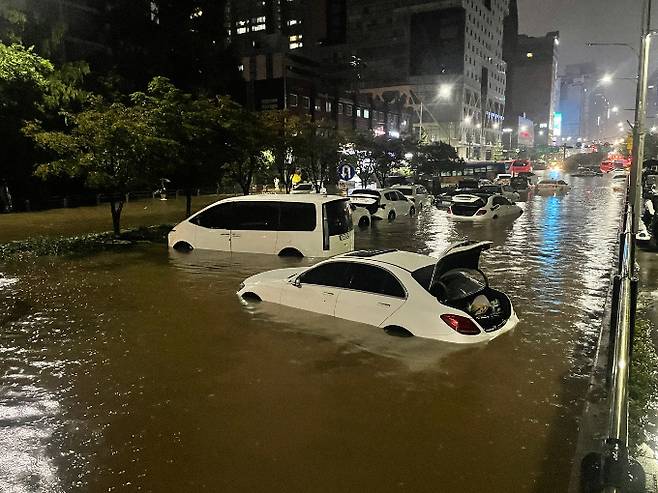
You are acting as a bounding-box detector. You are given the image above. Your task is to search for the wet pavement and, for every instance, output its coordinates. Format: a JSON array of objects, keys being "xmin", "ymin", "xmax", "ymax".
[{"xmin": 0, "ymin": 173, "xmax": 625, "ymax": 492}]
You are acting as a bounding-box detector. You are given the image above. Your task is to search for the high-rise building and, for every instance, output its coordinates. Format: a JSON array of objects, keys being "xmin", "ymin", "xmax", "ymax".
[
  {"xmin": 341, "ymin": 0, "xmax": 509, "ymax": 158},
  {"xmin": 559, "ymin": 63, "xmax": 611, "ymax": 142},
  {"xmin": 505, "ymin": 31, "xmax": 560, "ymax": 147}
]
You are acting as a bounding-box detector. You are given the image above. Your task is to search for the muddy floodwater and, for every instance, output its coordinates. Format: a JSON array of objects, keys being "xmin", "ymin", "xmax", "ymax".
[{"xmin": 0, "ymin": 173, "xmax": 623, "ymax": 492}]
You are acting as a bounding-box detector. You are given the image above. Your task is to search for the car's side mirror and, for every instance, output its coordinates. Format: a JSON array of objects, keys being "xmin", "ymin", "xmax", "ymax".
[{"xmin": 292, "ymin": 278, "xmax": 302, "ymax": 288}]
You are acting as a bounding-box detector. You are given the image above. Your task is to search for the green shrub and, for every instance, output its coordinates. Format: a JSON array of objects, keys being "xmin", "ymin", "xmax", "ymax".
[{"xmin": 629, "ymin": 318, "xmax": 658, "ymax": 450}]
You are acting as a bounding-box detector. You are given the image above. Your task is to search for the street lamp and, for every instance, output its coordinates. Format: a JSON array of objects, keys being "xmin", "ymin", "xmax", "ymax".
[{"xmin": 438, "ymin": 84, "xmax": 453, "ymax": 99}]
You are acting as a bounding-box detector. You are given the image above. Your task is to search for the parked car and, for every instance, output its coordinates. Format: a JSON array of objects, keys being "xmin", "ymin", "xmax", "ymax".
[
  {"xmin": 508, "ymin": 159, "xmax": 532, "ymax": 174},
  {"xmin": 350, "ymin": 204, "xmax": 372, "ymax": 227},
  {"xmin": 168, "ymin": 195, "xmax": 353, "ymax": 257},
  {"xmin": 237, "ymin": 241, "xmax": 519, "ymax": 343},
  {"xmin": 349, "ymin": 188, "xmax": 414, "ymax": 220},
  {"xmin": 392, "ymin": 184, "xmax": 431, "ymax": 209},
  {"xmin": 495, "ymin": 173, "xmax": 513, "ymax": 186},
  {"xmin": 435, "ymin": 183, "xmax": 481, "ymax": 209},
  {"xmin": 536, "ymin": 179, "xmax": 571, "ymax": 193},
  {"xmin": 447, "ymin": 194, "xmax": 523, "ymax": 222},
  {"xmin": 291, "ymin": 182, "xmax": 325, "ymax": 194},
  {"xmin": 478, "ymin": 184, "xmax": 520, "ymax": 202},
  {"xmin": 572, "ymin": 167, "xmax": 602, "ymax": 177},
  {"xmin": 517, "ymin": 171, "xmax": 539, "ymax": 185}
]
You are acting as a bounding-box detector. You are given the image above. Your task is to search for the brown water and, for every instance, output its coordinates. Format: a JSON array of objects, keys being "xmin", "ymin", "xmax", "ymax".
[{"xmin": 0, "ymin": 173, "xmax": 624, "ymax": 492}]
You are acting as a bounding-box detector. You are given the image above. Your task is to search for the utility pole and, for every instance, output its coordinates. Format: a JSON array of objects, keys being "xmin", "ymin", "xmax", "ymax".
[{"xmin": 630, "ymin": 0, "xmax": 654, "ymax": 235}]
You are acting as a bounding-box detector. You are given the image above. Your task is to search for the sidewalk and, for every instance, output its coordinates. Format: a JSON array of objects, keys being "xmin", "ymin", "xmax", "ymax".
[{"xmin": 0, "ymin": 194, "xmax": 220, "ymax": 243}]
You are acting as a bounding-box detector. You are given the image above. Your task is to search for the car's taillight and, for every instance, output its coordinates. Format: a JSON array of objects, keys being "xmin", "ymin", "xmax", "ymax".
[
  {"xmin": 475, "ymin": 209, "xmax": 488, "ymax": 216},
  {"xmin": 441, "ymin": 314, "xmax": 481, "ymax": 335}
]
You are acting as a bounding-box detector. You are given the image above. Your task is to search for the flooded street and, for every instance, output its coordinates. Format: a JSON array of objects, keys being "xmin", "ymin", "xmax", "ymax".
[{"xmin": 0, "ymin": 174, "xmax": 624, "ymax": 492}]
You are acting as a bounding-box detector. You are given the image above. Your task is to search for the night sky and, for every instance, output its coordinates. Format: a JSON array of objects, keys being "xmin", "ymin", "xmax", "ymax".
[{"xmin": 519, "ymin": 0, "xmax": 656, "ymax": 121}]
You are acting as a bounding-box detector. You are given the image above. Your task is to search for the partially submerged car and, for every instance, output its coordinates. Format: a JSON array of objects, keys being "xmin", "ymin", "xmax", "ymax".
[
  {"xmin": 349, "ymin": 188, "xmax": 414, "ymax": 220},
  {"xmin": 447, "ymin": 194, "xmax": 523, "ymax": 222},
  {"xmin": 536, "ymin": 179, "xmax": 571, "ymax": 194},
  {"xmin": 237, "ymin": 241, "xmax": 519, "ymax": 343},
  {"xmin": 478, "ymin": 184, "xmax": 520, "ymax": 202},
  {"xmin": 392, "ymin": 184, "xmax": 431, "ymax": 209}
]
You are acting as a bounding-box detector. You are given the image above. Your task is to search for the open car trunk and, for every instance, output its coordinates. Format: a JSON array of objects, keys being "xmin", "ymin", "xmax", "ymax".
[
  {"xmin": 429, "ymin": 241, "xmax": 512, "ymax": 331},
  {"xmin": 349, "ymin": 195, "xmax": 381, "ymax": 215}
]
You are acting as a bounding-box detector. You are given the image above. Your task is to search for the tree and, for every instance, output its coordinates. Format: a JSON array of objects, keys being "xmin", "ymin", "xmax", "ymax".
[
  {"xmin": 25, "ymin": 96, "xmax": 176, "ymax": 236},
  {"xmin": 341, "ymin": 131, "xmax": 375, "ymax": 187},
  {"xmin": 411, "ymin": 141, "xmax": 460, "ymax": 176},
  {"xmin": 131, "ymin": 77, "xmax": 235, "ymax": 216},
  {"xmin": 370, "ymin": 135, "xmax": 406, "ymax": 186},
  {"xmin": 295, "ymin": 120, "xmax": 343, "ymax": 192},
  {"xmin": 224, "ymin": 107, "xmax": 270, "ymax": 195},
  {"xmin": 260, "ymin": 110, "xmax": 306, "ymax": 193}
]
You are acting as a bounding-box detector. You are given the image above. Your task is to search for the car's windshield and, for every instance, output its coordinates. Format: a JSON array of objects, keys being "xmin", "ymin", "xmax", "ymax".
[{"xmin": 397, "ymin": 188, "xmax": 413, "ymax": 196}]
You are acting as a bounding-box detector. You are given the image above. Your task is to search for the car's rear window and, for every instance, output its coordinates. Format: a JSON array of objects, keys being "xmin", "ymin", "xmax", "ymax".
[
  {"xmin": 412, "ymin": 265, "xmax": 434, "ymax": 291},
  {"xmin": 351, "ymin": 189, "xmax": 380, "ymax": 197}
]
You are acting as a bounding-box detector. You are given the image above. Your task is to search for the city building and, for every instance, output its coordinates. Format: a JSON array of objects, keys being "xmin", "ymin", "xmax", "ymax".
[
  {"xmin": 558, "ymin": 64, "xmax": 613, "ymax": 143},
  {"xmin": 342, "ymin": 0, "xmax": 509, "ymax": 159},
  {"xmin": 225, "ymin": 0, "xmax": 510, "ymax": 159},
  {"xmin": 504, "ymin": 31, "xmax": 560, "ymax": 147}
]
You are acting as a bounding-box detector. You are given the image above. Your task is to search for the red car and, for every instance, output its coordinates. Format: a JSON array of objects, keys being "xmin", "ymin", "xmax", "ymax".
[{"xmin": 508, "ymin": 159, "xmax": 532, "ymax": 175}]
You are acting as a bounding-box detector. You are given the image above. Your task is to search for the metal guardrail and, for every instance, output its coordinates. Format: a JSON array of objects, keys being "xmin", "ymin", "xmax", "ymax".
[{"xmin": 581, "ymin": 202, "xmax": 641, "ymax": 493}]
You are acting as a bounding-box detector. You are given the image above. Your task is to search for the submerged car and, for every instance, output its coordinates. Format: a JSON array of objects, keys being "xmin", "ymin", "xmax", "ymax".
[
  {"xmin": 350, "ymin": 204, "xmax": 372, "ymax": 227},
  {"xmin": 168, "ymin": 194, "xmax": 354, "ymax": 257},
  {"xmin": 478, "ymin": 184, "xmax": 520, "ymax": 202},
  {"xmin": 392, "ymin": 184, "xmax": 431, "ymax": 209},
  {"xmin": 237, "ymin": 241, "xmax": 518, "ymax": 343},
  {"xmin": 536, "ymin": 179, "xmax": 571, "ymax": 193},
  {"xmin": 349, "ymin": 188, "xmax": 414, "ymax": 220},
  {"xmin": 447, "ymin": 194, "xmax": 523, "ymax": 222}
]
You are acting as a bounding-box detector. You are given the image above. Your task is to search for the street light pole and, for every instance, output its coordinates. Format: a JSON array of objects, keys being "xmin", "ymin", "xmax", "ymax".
[{"xmin": 629, "ymin": 0, "xmax": 654, "ymax": 235}]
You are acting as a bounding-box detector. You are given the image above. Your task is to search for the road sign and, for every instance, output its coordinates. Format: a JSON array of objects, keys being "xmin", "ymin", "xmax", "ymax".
[{"xmin": 339, "ymin": 164, "xmax": 355, "ymax": 181}]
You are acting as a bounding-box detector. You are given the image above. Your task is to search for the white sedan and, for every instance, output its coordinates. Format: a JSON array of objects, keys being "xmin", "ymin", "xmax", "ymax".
[
  {"xmin": 237, "ymin": 241, "xmax": 518, "ymax": 343},
  {"xmin": 391, "ymin": 184, "xmax": 431, "ymax": 209},
  {"xmin": 448, "ymin": 194, "xmax": 523, "ymax": 222},
  {"xmin": 349, "ymin": 188, "xmax": 414, "ymax": 220}
]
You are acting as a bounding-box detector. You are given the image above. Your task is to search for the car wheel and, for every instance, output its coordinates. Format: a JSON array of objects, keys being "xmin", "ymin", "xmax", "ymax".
[
  {"xmin": 384, "ymin": 326, "xmax": 413, "ymax": 338},
  {"xmin": 278, "ymin": 248, "xmax": 304, "ymax": 257},
  {"xmin": 241, "ymin": 292, "xmax": 262, "ymax": 302},
  {"xmin": 388, "ymin": 210, "xmax": 396, "ymax": 221},
  {"xmin": 358, "ymin": 216, "xmax": 370, "ymax": 227},
  {"xmin": 409, "ymin": 206, "xmax": 416, "ymax": 217},
  {"xmin": 173, "ymin": 241, "xmax": 193, "ymax": 252}
]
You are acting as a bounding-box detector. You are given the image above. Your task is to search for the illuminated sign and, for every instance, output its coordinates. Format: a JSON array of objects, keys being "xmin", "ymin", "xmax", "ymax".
[{"xmin": 553, "ymin": 112, "xmax": 562, "ymax": 137}]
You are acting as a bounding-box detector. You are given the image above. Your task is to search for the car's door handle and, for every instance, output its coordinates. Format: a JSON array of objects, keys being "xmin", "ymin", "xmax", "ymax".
[
  {"xmin": 322, "ymin": 291, "xmax": 335, "ymax": 296},
  {"xmin": 378, "ymin": 302, "xmax": 391, "ymax": 307},
  {"xmin": 231, "ymin": 233, "xmax": 241, "ymax": 238},
  {"xmin": 219, "ymin": 233, "xmax": 230, "ymax": 236}
]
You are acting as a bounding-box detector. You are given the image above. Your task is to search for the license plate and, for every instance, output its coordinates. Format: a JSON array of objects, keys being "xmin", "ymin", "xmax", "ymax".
[{"xmin": 339, "ymin": 232, "xmax": 351, "ymax": 241}]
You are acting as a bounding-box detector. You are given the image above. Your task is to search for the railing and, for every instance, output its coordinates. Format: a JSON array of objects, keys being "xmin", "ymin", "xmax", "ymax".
[{"xmin": 581, "ymin": 202, "xmax": 641, "ymax": 492}]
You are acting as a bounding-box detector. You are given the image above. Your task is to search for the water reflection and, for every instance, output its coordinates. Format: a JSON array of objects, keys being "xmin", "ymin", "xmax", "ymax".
[{"xmin": 0, "ymin": 173, "xmax": 624, "ymax": 492}]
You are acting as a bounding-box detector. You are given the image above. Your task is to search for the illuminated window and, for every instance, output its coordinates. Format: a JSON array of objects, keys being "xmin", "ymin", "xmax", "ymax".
[
  {"xmin": 252, "ymin": 24, "xmax": 265, "ymax": 31},
  {"xmin": 326, "ymin": 101, "xmax": 332, "ymax": 112},
  {"xmin": 363, "ymin": 109, "xmax": 370, "ymax": 119},
  {"xmin": 237, "ymin": 27, "xmax": 248, "ymax": 34},
  {"xmin": 526, "ymin": 52, "xmax": 534, "ymax": 58},
  {"xmin": 190, "ymin": 7, "xmax": 203, "ymax": 19},
  {"xmin": 287, "ymin": 19, "xmax": 299, "ymax": 26}
]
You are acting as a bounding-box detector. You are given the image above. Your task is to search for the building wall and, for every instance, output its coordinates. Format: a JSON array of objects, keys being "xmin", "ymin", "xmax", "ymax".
[{"xmin": 506, "ymin": 31, "xmax": 559, "ymax": 146}]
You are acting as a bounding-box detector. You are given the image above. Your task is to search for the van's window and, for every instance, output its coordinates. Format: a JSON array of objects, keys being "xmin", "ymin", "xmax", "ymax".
[
  {"xmin": 192, "ymin": 203, "xmax": 233, "ymax": 229},
  {"xmin": 398, "ymin": 188, "xmax": 413, "ymax": 196},
  {"xmin": 233, "ymin": 202, "xmax": 279, "ymax": 230},
  {"xmin": 279, "ymin": 203, "xmax": 317, "ymax": 231},
  {"xmin": 347, "ymin": 264, "xmax": 405, "ymax": 298},
  {"xmin": 299, "ymin": 261, "xmax": 351, "ymax": 288},
  {"xmin": 384, "ymin": 192, "xmax": 397, "ymax": 201},
  {"xmin": 324, "ymin": 200, "xmax": 353, "ymax": 236},
  {"xmin": 395, "ymin": 191, "xmax": 407, "ymax": 201}
]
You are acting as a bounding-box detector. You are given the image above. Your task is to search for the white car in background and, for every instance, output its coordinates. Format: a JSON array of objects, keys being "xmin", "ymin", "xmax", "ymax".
[
  {"xmin": 495, "ymin": 173, "xmax": 513, "ymax": 186},
  {"xmin": 392, "ymin": 184, "xmax": 431, "ymax": 209},
  {"xmin": 478, "ymin": 184, "xmax": 521, "ymax": 202},
  {"xmin": 291, "ymin": 182, "xmax": 326, "ymax": 194},
  {"xmin": 349, "ymin": 188, "xmax": 414, "ymax": 221},
  {"xmin": 448, "ymin": 194, "xmax": 523, "ymax": 222},
  {"xmin": 237, "ymin": 241, "xmax": 518, "ymax": 343},
  {"xmin": 350, "ymin": 204, "xmax": 372, "ymax": 227}
]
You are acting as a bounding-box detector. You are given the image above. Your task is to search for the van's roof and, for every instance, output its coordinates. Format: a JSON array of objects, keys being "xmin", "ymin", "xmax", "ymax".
[{"xmin": 220, "ymin": 194, "xmax": 346, "ymax": 204}]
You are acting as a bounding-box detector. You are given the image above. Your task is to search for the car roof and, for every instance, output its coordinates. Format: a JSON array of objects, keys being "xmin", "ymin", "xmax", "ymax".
[
  {"xmin": 221, "ymin": 194, "xmax": 345, "ymax": 204},
  {"xmin": 337, "ymin": 249, "xmax": 435, "ymax": 271},
  {"xmin": 452, "ymin": 194, "xmax": 488, "ymax": 203}
]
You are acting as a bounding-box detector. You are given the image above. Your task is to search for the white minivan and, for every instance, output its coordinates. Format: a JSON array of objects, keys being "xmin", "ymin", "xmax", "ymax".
[{"xmin": 168, "ymin": 195, "xmax": 354, "ymax": 257}]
